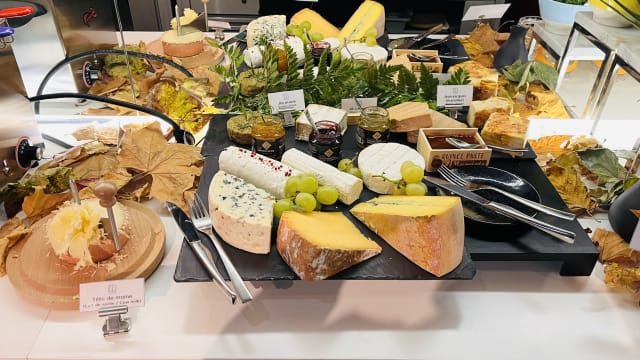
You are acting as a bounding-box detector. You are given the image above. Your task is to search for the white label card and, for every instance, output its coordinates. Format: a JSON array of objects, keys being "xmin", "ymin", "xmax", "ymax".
[
  {"xmin": 437, "ymin": 85, "xmax": 474, "ymax": 107},
  {"xmin": 79, "ymin": 278, "xmax": 145, "ymax": 312},
  {"xmin": 268, "ymin": 90, "xmax": 306, "ymax": 114},
  {"xmin": 462, "ymin": 4, "xmax": 511, "ymax": 21},
  {"xmin": 630, "ymin": 220, "xmax": 640, "ymax": 251},
  {"xmin": 341, "ymin": 97, "xmax": 378, "ymax": 113}
]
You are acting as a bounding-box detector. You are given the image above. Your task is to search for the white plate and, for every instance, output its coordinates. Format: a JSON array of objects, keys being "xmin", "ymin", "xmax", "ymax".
[{"xmin": 341, "ymin": 44, "xmax": 389, "ymax": 65}]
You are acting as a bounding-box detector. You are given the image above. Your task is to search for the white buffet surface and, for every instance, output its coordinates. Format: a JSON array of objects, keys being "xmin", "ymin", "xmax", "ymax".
[{"xmin": 2, "ymin": 31, "xmax": 640, "ymax": 360}]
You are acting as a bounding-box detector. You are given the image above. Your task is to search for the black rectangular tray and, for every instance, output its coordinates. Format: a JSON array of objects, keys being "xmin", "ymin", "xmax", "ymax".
[
  {"xmin": 463, "ymin": 158, "xmax": 598, "ymax": 276},
  {"xmin": 174, "ymin": 115, "xmax": 477, "ymax": 281}
]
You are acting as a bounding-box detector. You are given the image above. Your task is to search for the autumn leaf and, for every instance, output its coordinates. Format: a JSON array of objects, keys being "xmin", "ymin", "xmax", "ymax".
[
  {"xmin": 118, "ymin": 122, "xmax": 202, "ymax": 209},
  {"xmin": 529, "ymin": 135, "xmax": 572, "ymax": 158},
  {"xmin": 78, "ymin": 168, "xmax": 133, "ymax": 199},
  {"xmin": 0, "ymin": 217, "xmax": 31, "ymax": 276},
  {"xmin": 545, "ymin": 164, "xmax": 597, "ymax": 215},
  {"xmin": 593, "ymin": 228, "xmax": 640, "ymax": 265},
  {"xmin": 70, "ymin": 150, "xmax": 120, "ymax": 180},
  {"xmin": 40, "ymin": 142, "xmax": 112, "ymax": 170},
  {"xmin": 22, "ymin": 186, "xmax": 72, "ymax": 223}
]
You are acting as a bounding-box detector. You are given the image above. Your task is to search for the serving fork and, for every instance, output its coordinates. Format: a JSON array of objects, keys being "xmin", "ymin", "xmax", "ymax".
[
  {"xmin": 437, "ymin": 165, "xmax": 576, "ymax": 221},
  {"xmin": 187, "ymin": 194, "xmax": 253, "ymax": 303}
]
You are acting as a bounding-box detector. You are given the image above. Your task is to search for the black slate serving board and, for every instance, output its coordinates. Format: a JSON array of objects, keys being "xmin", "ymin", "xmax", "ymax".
[
  {"xmin": 174, "ymin": 115, "xmax": 477, "ymax": 281},
  {"xmin": 462, "ymin": 158, "xmax": 599, "ymax": 276}
]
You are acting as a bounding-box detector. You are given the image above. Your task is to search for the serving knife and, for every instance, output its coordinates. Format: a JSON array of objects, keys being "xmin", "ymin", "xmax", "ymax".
[
  {"xmin": 424, "ymin": 175, "xmax": 576, "ymax": 244},
  {"xmin": 167, "ymin": 202, "xmax": 238, "ymax": 304}
]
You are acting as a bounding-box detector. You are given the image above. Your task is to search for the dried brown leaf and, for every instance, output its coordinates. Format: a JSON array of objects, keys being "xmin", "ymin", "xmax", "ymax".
[
  {"xmin": 71, "ymin": 151, "xmax": 120, "ymax": 180},
  {"xmin": 529, "ymin": 135, "xmax": 573, "ymax": 158},
  {"xmin": 545, "ymin": 164, "xmax": 598, "ymax": 215},
  {"xmin": 0, "ymin": 218, "xmax": 31, "ymax": 276},
  {"xmin": 22, "ymin": 186, "xmax": 72, "ymax": 223},
  {"xmin": 87, "ymin": 78, "xmax": 127, "ymax": 96},
  {"xmin": 592, "ymin": 228, "xmax": 640, "ymax": 265},
  {"xmin": 40, "ymin": 142, "xmax": 112, "ymax": 170},
  {"xmin": 118, "ymin": 122, "xmax": 202, "ymax": 209}
]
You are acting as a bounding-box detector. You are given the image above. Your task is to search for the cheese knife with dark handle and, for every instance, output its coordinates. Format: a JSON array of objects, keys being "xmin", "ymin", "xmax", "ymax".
[
  {"xmin": 424, "ymin": 175, "xmax": 576, "ymax": 244},
  {"xmin": 167, "ymin": 202, "xmax": 238, "ymax": 304}
]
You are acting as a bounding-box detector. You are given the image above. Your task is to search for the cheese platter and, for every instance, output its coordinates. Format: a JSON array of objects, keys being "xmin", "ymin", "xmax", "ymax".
[
  {"xmin": 175, "ymin": 115, "xmax": 477, "ymax": 281},
  {"xmin": 177, "ymin": 113, "xmax": 598, "ymax": 279}
]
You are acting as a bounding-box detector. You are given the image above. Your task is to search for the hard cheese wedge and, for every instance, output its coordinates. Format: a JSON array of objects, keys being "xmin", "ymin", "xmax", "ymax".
[
  {"xmin": 339, "ymin": 0, "xmax": 385, "ymax": 44},
  {"xmin": 290, "ymin": 8, "xmax": 340, "ymax": 38},
  {"xmin": 350, "ymin": 195, "xmax": 464, "ymax": 277},
  {"xmin": 209, "ymin": 171, "xmax": 274, "ymax": 254},
  {"xmin": 277, "ymin": 211, "xmax": 381, "ymax": 281},
  {"xmin": 386, "ymin": 101, "xmax": 433, "ymax": 132}
]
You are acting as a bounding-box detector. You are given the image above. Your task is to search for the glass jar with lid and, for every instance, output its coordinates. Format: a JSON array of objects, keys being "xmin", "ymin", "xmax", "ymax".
[
  {"xmin": 355, "ymin": 106, "xmax": 390, "ymax": 148},
  {"xmin": 251, "ymin": 114, "xmax": 285, "ymax": 160},
  {"xmin": 308, "ymin": 120, "xmax": 342, "ymax": 166}
]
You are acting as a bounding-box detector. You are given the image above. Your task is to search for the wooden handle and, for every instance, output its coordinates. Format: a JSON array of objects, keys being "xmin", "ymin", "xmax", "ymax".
[{"xmin": 94, "ymin": 182, "xmax": 117, "ymax": 208}]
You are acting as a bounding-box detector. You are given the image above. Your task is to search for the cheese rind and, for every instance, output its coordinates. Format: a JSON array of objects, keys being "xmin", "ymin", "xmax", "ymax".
[
  {"xmin": 386, "ymin": 102, "xmax": 433, "ymax": 132},
  {"xmin": 480, "ymin": 113, "xmax": 530, "ymax": 149},
  {"xmin": 218, "ymin": 146, "xmax": 297, "ymax": 199},
  {"xmin": 357, "ymin": 143, "xmax": 425, "ymax": 194},
  {"xmin": 281, "ymin": 148, "xmax": 363, "ymax": 205},
  {"xmin": 277, "ymin": 211, "xmax": 381, "ymax": 281},
  {"xmin": 295, "ymin": 104, "xmax": 348, "ymax": 141},
  {"xmin": 208, "ymin": 171, "xmax": 274, "ymax": 254},
  {"xmin": 247, "ymin": 15, "xmax": 287, "ymax": 48},
  {"xmin": 350, "ymin": 195, "xmax": 464, "ymax": 277}
]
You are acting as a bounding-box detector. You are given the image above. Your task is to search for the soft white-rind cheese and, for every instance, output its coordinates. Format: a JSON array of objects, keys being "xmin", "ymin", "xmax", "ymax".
[
  {"xmin": 281, "ymin": 148, "xmax": 363, "ymax": 205},
  {"xmin": 218, "ymin": 146, "xmax": 297, "ymax": 199},
  {"xmin": 357, "ymin": 143, "xmax": 426, "ymax": 194},
  {"xmin": 208, "ymin": 171, "xmax": 274, "ymax": 254}
]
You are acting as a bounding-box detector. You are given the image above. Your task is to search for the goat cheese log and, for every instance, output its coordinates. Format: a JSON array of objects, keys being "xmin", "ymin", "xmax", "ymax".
[{"xmin": 218, "ymin": 146, "xmax": 297, "ymax": 199}]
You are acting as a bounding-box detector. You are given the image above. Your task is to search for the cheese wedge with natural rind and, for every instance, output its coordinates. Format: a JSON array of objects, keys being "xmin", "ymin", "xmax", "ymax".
[
  {"xmin": 209, "ymin": 171, "xmax": 274, "ymax": 254},
  {"xmin": 357, "ymin": 143, "xmax": 425, "ymax": 194},
  {"xmin": 281, "ymin": 148, "xmax": 363, "ymax": 205},
  {"xmin": 290, "ymin": 8, "xmax": 340, "ymax": 38},
  {"xmin": 386, "ymin": 102, "xmax": 433, "ymax": 132},
  {"xmin": 277, "ymin": 211, "xmax": 381, "ymax": 281},
  {"xmin": 350, "ymin": 195, "xmax": 464, "ymax": 277},
  {"xmin": 339, "ymin": 0, "xmax": 385, "ymax": 44}
]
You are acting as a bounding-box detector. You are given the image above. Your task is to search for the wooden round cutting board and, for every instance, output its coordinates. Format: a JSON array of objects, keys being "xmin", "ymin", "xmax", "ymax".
[{"xmin": 6, "ymin": 201, "xmax": 165, "ymax": 310}]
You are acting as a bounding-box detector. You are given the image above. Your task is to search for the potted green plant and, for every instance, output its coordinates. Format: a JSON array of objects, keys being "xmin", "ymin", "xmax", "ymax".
[{"xmin": 539, "ymin": 0, "xmax": 591, "ymax": 33}]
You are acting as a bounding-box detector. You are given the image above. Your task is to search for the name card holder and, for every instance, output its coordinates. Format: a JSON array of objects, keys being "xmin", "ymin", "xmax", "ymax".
[{"xmin": 98, "ymin": 305, "xmax": 130, "ymax": 337}]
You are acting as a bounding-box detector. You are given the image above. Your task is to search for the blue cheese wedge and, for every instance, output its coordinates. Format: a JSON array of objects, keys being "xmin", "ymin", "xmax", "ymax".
[
  {"xmin": 246, "ymin": 15, "xmax": 287, "ymax": 48},
  {"xmin": 295, "ymin": 104, "xmax": 348, "ymax": 141},
  {"xmin": 358, "ymin": 143, "xmax": 426, "ymax": 194},
  {"xmin": 208, "ymin": 171, "xmax": 275, "ymax": 254}
]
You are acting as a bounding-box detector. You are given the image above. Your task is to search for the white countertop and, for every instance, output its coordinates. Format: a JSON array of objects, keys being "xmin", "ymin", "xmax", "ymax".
[{"xmin": 3, "ymin": 30, "xmax": 640, "ymax": 360}]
